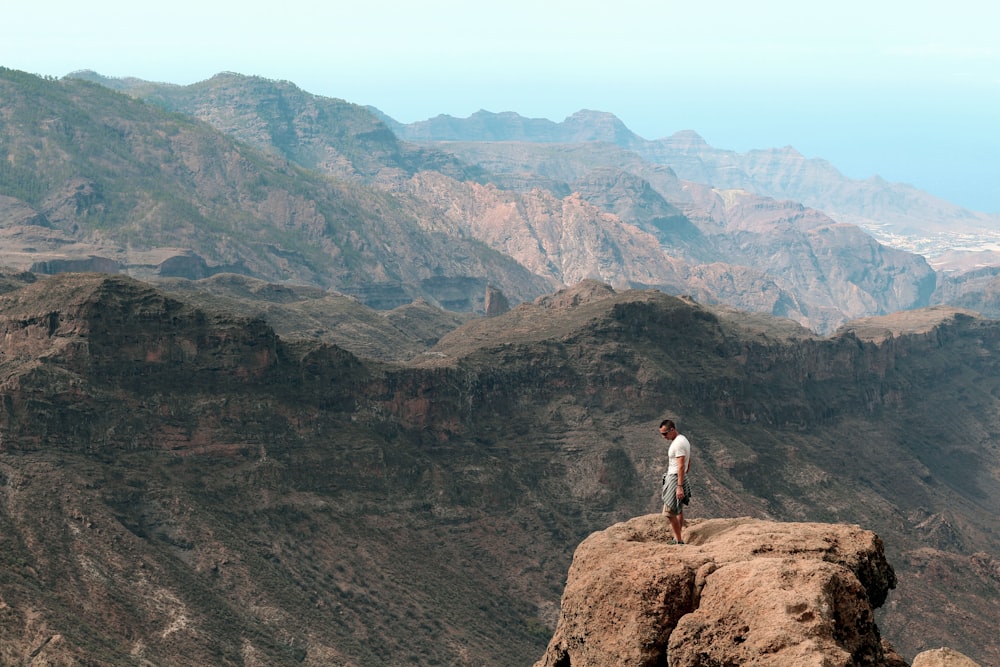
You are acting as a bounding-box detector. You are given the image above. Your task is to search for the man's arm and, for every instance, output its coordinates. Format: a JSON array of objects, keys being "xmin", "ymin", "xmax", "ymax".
[{"xmin": 676, "ymin": 455, "xmax": 686, "ymax": 499}]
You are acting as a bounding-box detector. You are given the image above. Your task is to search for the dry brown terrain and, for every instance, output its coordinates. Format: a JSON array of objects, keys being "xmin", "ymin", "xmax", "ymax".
[{"xmin": 0, "ymin": 275, "xmax": 998, "ymax": 665}]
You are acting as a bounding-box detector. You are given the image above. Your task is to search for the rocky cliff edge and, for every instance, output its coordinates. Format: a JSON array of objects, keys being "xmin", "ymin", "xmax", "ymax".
[{"xmin": 535, "ymin": 516, "xmax": 979, "ymax": 667}]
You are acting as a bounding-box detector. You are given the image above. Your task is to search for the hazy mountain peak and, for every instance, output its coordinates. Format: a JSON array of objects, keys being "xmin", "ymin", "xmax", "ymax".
[
  {"xmin": 207, "ymin": 71, "xmax": 253, "ymax": 82},
  {"xmin": 564, "ymin": 109, "xmax": 622, "ymax": 122},
  {"xmin": 469, "ymin": 109, "xmax": 525, "ymax": 121},
  {"xmin": 748, "ymin": 144, "xmax": 806, "ymax": 159},
  {"xmin": 194, "ymin": 71, "xmax": 310, "ymax": 98},
  {"xmin": 400, "ymin": 109, "xmax": 560, "ymax": 142},
  {"xmin": 664, "ymin": 129, "xmax": 710, "ymax": 147},
  {"xmin": 394, "ymin": 108, "xmax": 640, "ymax": 146},
  {"xmin": 561, "ymin": 109, "xmax": 640, "ymax": 145}
]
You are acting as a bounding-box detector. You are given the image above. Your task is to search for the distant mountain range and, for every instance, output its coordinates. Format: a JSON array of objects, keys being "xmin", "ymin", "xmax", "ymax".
[
  {"xmin": 2, "ymin": 67, "xmax": 999, "ymax": 334},
  {"xmin": 382, "ymin": 108, "xmax": 1000, "ymax": 254}
]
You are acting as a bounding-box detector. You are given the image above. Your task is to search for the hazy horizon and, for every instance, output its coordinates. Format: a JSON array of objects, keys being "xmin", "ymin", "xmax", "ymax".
[{"xmin": 3, "ymin": 1, "xmax": 998, "ymax": 212}]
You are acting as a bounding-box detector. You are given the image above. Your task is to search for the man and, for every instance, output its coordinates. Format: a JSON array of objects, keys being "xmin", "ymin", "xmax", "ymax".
[{"xmin": 660, "ymin": 419, "xmax": 691, "ymax": 544}]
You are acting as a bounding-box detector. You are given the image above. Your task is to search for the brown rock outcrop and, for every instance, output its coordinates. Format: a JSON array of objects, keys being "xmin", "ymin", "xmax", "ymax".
[
  {"xmin": 484, "ymin": 284, "xmax": 510, "ymax": 317},
  {"xmin": 535, "ymin": 515, "xmax": 899, "ymax": 667}
]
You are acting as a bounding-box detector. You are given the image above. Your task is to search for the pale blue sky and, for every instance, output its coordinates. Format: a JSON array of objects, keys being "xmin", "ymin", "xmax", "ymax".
[{"xmin": 3, "ymin": 0, "xmax": 998, "ymax": 211}]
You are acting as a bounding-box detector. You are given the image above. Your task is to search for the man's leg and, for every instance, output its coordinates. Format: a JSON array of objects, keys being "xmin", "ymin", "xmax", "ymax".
[{"xmin": 667, "ymin": 511, "xmax": 684, "ymax": 543}]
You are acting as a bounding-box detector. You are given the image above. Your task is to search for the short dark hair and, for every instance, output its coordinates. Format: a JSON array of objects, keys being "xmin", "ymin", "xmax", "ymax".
[{"xmin": 660, "ymin": 419, "xmax": 675, "ymax": 430}]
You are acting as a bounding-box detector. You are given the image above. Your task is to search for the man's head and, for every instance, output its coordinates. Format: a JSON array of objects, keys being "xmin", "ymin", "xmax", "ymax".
[{"xmin": 660, "ymin": 419, "xmax": 676, "ymax": 440}]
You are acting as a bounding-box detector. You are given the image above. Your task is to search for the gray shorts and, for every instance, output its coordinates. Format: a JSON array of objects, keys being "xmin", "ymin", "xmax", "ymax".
[{"xmin": 661, "ymin": 473, "xmax": 692, "ymax": 515}]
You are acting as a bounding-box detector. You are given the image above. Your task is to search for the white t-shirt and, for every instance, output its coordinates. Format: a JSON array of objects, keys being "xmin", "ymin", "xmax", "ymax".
[{"xmin": 667, "ymin": 434, "xmax": 691, "ymax": 476}]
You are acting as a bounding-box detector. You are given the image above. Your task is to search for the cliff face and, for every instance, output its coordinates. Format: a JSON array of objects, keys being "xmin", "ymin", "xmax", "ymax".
[
  {"xmin": 536, "ymin": 516, "xmax": 982, "ymax": 667},
  {"xmin": 394, "ymin": 171, "xmax": 689, "ymax": 292},
  {"xmin": 402, "ymin": 139, "xmax": 936, "ymax": 333},
  {"xmin": 535, "ymin": 516, "xmax": 899, "ymax": 667},
  {"xmin": 0, "ymin": 276, "xmax": 999, "ymax": 665},
  {"xmin": 0, "ymin": 274, "xmax": 365, "ymax": 452}
]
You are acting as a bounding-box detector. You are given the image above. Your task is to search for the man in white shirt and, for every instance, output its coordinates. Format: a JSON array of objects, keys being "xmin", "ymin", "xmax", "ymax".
[{"xmin": 660, "ymin": 419, "xmax": 691, "ymax": 545}]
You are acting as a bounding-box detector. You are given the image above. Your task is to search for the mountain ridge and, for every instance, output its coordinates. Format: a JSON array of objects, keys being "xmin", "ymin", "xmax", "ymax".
[
  {"xmin": 9, "ymin": 67, "xmax": 1000, "ymax": 332},
  {"xmin": 0, "ymin": 67, "xmax": 552, "ymax": 310},
  {"xmin": 0, "ymin": 274, "xmax": 999, "ymax": 664},
  {"xmin": 388, "ymin": 107, "xmax": 1000, "ymax": 254},
  {"xmin": 0, "ymin": 67, "xmax": 937, "ymax": 334}
]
